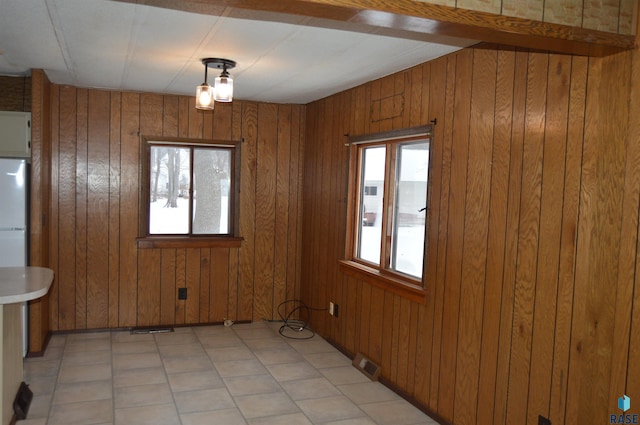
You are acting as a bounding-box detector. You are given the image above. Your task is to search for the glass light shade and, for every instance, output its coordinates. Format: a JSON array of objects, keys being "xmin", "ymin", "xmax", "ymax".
[
  {"xmin": 214, "ymin": 76, "xmax": 233, "ymax": 102},
  {"xmin": 195, "ymin": 83, "xmax": 214, "ymax": 110}
]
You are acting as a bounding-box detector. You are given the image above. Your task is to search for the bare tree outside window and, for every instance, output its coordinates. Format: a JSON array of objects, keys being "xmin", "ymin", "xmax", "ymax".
[
  {"xmin": 146, "ymin": 142, "xmax": 235, "ymax": 236},
  {"xmin": 193, "ymin": 149, "xmax": 230, "ymax": 234}
]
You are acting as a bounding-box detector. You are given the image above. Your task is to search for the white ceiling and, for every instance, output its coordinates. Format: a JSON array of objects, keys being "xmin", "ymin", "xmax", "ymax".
[{"xmin": 0, "ymin": 0, "xmax": 476, "ymax": 104}]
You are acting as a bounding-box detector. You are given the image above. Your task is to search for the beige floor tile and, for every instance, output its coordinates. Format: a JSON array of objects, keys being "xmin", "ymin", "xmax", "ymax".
[
  {"xmin": 234, "ymin": 326, "xmax": 280, "ymax": 341},
  {"xmin": 359, "ymin": 399, "xmax": 433, "ymax": 425},
  {"xmin": 113, "ymin": 366, "xmax": 167, "ymax": 388},
  {"xmin": 223, "ymin": 374, "xmax": 281, "ymax": 396},
  {"xmin": 247, "ymin": 412, "xmax": 313, "ymax": 425},
  {"xmin": 244, "ymin": 337, "xmax": 291, "ymax": 351},
  {"xmin": 337, "ymin": 381, "xmax": 400, "ymax": 404},
  {"xmin": 287, "ymin": 337, "xmax": 337, "ymax": 354},
  {"xmin": 52, "ymin": 379, "xmax": 112, "ymax": 405},
  {"xmin": 303, "ymin": 351, "xmax": 352, "ymax": 369},
  {"xmin": 167, "ymin": 369, "xmax": 224, "ymax": 393},
  {"xmin": 253, "ymin": 347, "xmax": 305, "ymax": 365},
  {"xmin": 47, "ymin": 334, "xmax": 67, "ymax": 347},
  {"xmin": 23, "ymin": 326, "xmax": 437, "ymax": 425},
  {"xmin": 112, "ymin": 352, "xmax": 162, "ymax": 371},
  {"xmin": 174, "ymin": 387, "xmax": 235, "ymax": 414},
  {"xmin": 266, "ymin": 361, "xmax": 321, "ymax": 382},
  {"xmin": 24, "ymin": 374, "xmax": 57, "ymax": 396},
  {"xmin": 24, "ymin": 359, "xmax": 61, "ymax": 379},
  {"xmin": 154, "ymin": 330, "xmax": 198, "ymax": 346},
  {"xmin": 198, "ymin": 334, "xmax": 244, "ymax": 349},
  {"xmin": 162, "ymin": 354, "xmax": 214, "ymax": 374},
  {"xmin": 181, "ymin": 407, "xmax": 247, "ymax": 425},
  {"xmin": 15, "ymin": 418, "xmax": 47, "ymax": 425},
  {"xmin": 61, "ymin": 349, "xmax": 111, "ymax": 366},
  {"xmin": 111, "ymin": 340, "xmax": 158, "ymax": 355},
  {"xmin": 27, "ymin": 344, "xmax": 64, "ymax": 362},
  {"xmin": 234, "ymin": 392, "xmax": 300, "ymax": 419},
  {"xmin": 110, "ymin": 330, "xmax": 154, "ymax": 343},
  {"xmin": 66, "ymin": 332, "xmax": 111, "ymax": 342},
  {"xmin": 296, "ymin": 395, "xmax": 364, "ymax": 423},
  {"xmin": 158, "ymin": 342, "xmax": 206, "ymax": 358},
  {"xmin": 114, "ymin": 382, "xmax": 173, "ymax": 408},
  {"xmin": 64, "ymin": 338, "xmax": 111, "ymax": 353},
  {"xmin": 319, "ymin": 366, "xmax": 370, "ymax": 385},
  {"xmin": 193, "ymin": 324, "xmax": 236, "ymax": 337},
  {"xmin": 47, "ymin": 399, "xmax": 113, "ymax": 425},
  {"xmin": 58, "ymin": 363, "xmax": 112, "ymax": 384},
  {"xmin": 322, "ymin": 418, "xmax": 378, "ymax": 425},
  {"xmin": 214, "ymin": 358, "xmax": 269, "ymax": 377},
  {"xmin": 206, "ymin": 345, "xmax": 255, "ymax": 362},
  {"xmin": 281, "ymin": 377, "xmax": 342, "ymax": 401},
  {"xmin": 115, "ymin": 403, "xmax": 180, "ymax": 425}
]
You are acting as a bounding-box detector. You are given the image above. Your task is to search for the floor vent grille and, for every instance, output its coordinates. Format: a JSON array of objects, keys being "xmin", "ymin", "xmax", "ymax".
[
  {"xmin": 353, "ymin": 353, "xmax": 381, "ymax": 381},
  {"xmin": 130, "ymin": 327, "xmax": 174, "ymax": 334}
]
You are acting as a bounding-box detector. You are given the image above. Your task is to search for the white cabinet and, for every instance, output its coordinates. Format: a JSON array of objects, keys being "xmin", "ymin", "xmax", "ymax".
[{"xmin": 0, "ymin": 111, "xmax": 31, "ymax": 158}]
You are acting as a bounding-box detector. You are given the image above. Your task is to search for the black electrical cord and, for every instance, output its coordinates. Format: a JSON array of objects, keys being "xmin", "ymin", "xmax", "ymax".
[{"xmin": 276, "ymin": 299, "xmax": 328, "ymax": 340}]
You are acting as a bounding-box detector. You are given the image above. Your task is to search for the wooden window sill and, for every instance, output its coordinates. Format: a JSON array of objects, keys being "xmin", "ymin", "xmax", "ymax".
[
  {"xmin": 137, "ymin": 236, "xmax": 243, "ymax": 249},
  {"xmin": 339, "ymin": 260, "xmax": 426, "ymax": 304}
]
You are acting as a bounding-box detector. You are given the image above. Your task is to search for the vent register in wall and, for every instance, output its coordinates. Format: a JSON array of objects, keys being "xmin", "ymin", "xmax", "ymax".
[{"xmin": 353, "ymin": 352, "xmax": 381, "ymax": 381}]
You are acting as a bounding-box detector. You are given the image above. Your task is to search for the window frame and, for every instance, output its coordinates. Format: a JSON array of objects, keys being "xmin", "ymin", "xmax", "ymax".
[
  {"xmin": 137, "ymin": 136, "xmax": 243, "ymax": 249},
  {"xmin": 340, "ymin": 125, "xmax": 432, "ymax": 303}
]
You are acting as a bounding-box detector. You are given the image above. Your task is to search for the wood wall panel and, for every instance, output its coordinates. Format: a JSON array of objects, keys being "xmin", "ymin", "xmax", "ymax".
[
  {"xmin": 108, "ymin": 92, "xmax": 122, "ymax": 328},
  {"xmin": 118, "ymin": 92, "xmax": 140, "ymax": 327},
  {"xmin": 28, "ymin": 70, "xmax": 51, "ymax": 352},
  {"xmin": 475, "ymin": 46, "xmax": 514, "ymax": 425},
  {"xmin": 44, "ymin": 89, "xmax": 304, "ymax": 334},
  {"xmin": 526, "ymin": 53, "xmax": 570, "ymax": 425},
  {"xmin": 254, "ymin": 103, "xmax": 278, "ymax": 322},
  {"xmin": 505, "ymin": 50, "xmax": 548, "ymax": 425},
  {"xmin": 302, "ymin": 42, "xmax": 640, "ymax": 425},
  {"xmin": 75, "ymin": 89, "xmax": 88, "ymax": 330},
  {"xmin": 439, "ymin": 48, "xmax": 472, "ymax": 421}
]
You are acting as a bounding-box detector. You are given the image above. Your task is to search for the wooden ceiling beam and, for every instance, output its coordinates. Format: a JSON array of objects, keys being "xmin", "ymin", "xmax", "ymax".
[{"xmin": 117, "ymin": 0, "xmax": 636, "ymax": 56}]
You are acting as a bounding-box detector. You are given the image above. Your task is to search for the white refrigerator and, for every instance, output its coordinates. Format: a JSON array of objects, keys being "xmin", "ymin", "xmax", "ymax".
[{"xmin": 0, "ymin": 158, "xmax": 29, "ymax": 356}]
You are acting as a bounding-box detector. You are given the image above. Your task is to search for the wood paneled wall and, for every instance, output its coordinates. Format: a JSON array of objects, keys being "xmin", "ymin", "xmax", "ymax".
[
  {"xmin": 302, "ymin": 44, "xmax": 640, "ymax": 425},
  {"xmin": 46, "ymin": 88, "xmax": 304, "ymax": 332},
  {"xmin": 28, "ymin": 69, "xmax": 52, "ymax": 352}
]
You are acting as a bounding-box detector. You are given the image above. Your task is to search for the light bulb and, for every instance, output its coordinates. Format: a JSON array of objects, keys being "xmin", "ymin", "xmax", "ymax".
[
  {"xmin": 195, "ymin": 83, "xmax": 214, "ymax": 110},
  {"xmin": 199, "ymin": 90, "xmax": 211, "ymax": 105},
  {"xmin": 214, "ymin": 76, "xmax": 233, "ymax": 102}
]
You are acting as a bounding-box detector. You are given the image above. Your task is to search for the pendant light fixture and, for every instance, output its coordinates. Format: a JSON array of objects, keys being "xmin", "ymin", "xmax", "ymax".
[{"xmin": 195, "ymin": 58, "xmax": 236, "ymax": 110}]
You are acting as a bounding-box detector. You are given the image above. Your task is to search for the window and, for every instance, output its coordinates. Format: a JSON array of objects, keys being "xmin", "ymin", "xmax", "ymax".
[
  {"xmin": 138, "ymin": 137, "xmax": 241, "ymax": 248},
  {"xmin": 342, "ymin": 126, "xmax": 431, "ymax": 301}
]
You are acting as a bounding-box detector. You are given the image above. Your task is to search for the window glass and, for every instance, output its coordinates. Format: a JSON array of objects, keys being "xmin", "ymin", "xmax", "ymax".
[
  {"xmin": 348, "ymin": 127, "xmax": 431, "ymax": 288},
  {"xmin": 145, "ymin": 142, "xmax": 237, "ymax": 237},
  {"xmin": 193, "ymin": 148, "xmax": 231, "ymax": 234},
  {"xmin": 391, "ymin": 142, "xmax": 429, "ymax": 278},
  {"xmin": 357, "ymin": 146, "xmax": 385, "ymax": 265},
  {"xmin": 149, "ymin": 146, "xmax": 190, "ymax": 234}
]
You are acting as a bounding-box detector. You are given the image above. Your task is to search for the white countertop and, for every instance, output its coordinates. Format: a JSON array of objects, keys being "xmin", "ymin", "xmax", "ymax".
[{"xmin": 0, "ymin": 267, "xmax": 54, "ymax": 304}]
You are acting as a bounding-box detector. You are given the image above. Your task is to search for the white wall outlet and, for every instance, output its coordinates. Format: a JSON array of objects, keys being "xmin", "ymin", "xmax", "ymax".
[{"xmin": 329, "ymin": 302, "xmax": 335, "ymax": 316}]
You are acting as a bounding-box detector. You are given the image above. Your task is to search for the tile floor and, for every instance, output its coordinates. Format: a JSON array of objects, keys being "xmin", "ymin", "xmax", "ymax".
[{"xmin": 21, "ymin": 321, "xmax": 438, "ymax": 425}]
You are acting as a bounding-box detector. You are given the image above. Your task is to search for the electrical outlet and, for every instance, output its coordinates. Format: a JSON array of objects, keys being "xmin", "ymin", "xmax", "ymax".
[
  {"xmin": 329, "ymin": 302, "xmax": 334, "ymax": 316},
  {"xmin": 329, "ymin": 302, "xmax": 339, "ymax": 317},
  {"xmin": 178, "ymin": 287, "xmax": 187, "ymax": 300}
]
